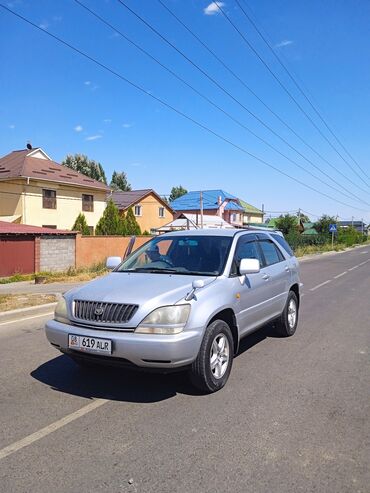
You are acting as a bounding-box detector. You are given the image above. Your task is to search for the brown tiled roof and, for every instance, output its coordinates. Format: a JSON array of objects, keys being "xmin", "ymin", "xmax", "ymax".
[
  {"xmin": 110, "ymin": 189, "xmax": 173, "ymax": 212},
  {"xmin": 0, "ymin": 221, "xmax": 76, "ymax": 235},
  {"xmin": 0, "ymin": 149, "xmax": 110, "ymax": 191}
]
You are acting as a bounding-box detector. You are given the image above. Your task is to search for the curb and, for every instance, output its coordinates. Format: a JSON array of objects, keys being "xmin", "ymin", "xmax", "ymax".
[{"xmin": 0, "ymin": 302, "xmax": 57, "ymax": 323}]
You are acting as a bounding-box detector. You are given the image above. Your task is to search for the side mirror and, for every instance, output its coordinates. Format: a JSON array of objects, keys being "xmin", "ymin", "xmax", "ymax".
[
  {"xmin": 106, "ymin": 256, "xmax": 121, "ymax": 270},
  {"xmin": 239, "ymin": 258, "xmax": 260, "ymax": 275},
  {"xmin": 192, "ymin": 279, "xmax": 205, "ymax": 289}
]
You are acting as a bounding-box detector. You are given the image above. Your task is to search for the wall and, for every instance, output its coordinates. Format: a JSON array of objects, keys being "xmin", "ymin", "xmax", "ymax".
[
  {"xmin": 40, "ymin": 236, "xmax": 76, "ymax": 272},
  {"xmin": 129, "ymin": 192, "xmax": 173, "ymax": 233},
  {"xmin": 0, "ymin": 236, "xmax": 35, "ymax": 276},
  {"xmin": 243, "ymin": 213, "xmax": 264, "ymax": 224},
  {"xmin": 75, "ymin": 235, "xmax": 151, "ymax": 268},
  {"xmin": 0, "ymin": 180, "xmax": 23, "ymax": 218}
]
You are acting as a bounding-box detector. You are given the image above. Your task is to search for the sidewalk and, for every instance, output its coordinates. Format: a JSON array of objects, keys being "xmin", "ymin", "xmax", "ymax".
[{"xmin": 0, "ymin": 280, "xmax": 85, "ymax": 296}]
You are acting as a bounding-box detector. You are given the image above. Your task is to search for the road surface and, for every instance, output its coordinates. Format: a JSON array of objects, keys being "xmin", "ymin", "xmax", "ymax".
[{"xmin": 0, "ymin": 245, "xmax": 369, "ymax": 492}]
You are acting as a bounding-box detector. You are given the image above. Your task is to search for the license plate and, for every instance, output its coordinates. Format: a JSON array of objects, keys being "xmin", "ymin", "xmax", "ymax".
[{"xmin": 68, "ymin": 334, "xmax": 112, "ymax": 354}]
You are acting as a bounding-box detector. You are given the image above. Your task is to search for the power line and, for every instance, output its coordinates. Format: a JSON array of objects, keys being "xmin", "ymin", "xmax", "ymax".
[
  {"xmin": 238, "ymin": 0, "xmax": 370, "ymax": 184},
  {"xmin": 116, "ymin": 0, "xmax": 369, "ymax": 200},
  {"xmin": 156, "ymin": 0, "xmax": 369, "ymax": 201},
  {"xmin": 73, "ymin": 0, "xmax": 369, "ymax": 207},
  {"xmin": 215, "ymin": 1, "xmax": 370, "ymax": 191},
  {"xmin": 1, "ymin": 4, "xmax": 368, "ymax": 215}
]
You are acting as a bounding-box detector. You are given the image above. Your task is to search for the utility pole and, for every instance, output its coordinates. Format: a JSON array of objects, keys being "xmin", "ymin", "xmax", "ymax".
[
  {"xmin": 352, "ymin": 216, "xmax": 354, "ymax": 228},
  {"xmin": 262, "ymin": 203, "xmax": 265, "ymax": 223},
  {"xmin": 361, "ymin": 218, "xmax": 364, "ymax": 236},
  {"xmin": 200, "ymin": 191, "xmax": 204, "ymax": 229}
]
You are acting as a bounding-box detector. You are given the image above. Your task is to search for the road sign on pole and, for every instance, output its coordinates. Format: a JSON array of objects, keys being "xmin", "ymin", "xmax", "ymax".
[{"xmin": 329, "ymin": 224, "xmax": 337, "ymax": 248}]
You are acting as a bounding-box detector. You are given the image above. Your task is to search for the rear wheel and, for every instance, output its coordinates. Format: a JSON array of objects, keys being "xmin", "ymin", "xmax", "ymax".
[
  {"xmin": 275, "ymin": 290, "xmax": 299, "ymax": 337},
  {"xmin": 189, "ymin": 320, "xmax": 234, "ymax": 393}
]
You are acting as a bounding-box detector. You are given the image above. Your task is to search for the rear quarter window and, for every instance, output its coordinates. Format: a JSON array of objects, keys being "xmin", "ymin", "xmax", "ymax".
[{"xmin": 270, "ymin": 234, "xmax": 294, "ymax": 257}]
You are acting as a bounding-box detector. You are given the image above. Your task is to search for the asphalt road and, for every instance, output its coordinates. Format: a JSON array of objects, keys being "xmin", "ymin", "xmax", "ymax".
[{"xmin": 0, "ymin": 246, "xmax": 369, "ymax": 493}]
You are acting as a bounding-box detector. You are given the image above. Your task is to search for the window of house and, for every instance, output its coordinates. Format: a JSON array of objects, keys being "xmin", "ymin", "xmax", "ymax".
[
  {"xmin": 159, "ymin": 207, "xmax": 165, "ymax": 218},
  {"xmin": 42, "ymin": 225, "xmax": 57, "ymax": 229},
  {"xmin": 82, "ymin": 194, "xmax": 94, "ymax": 212},
  {"xmin": 42, "ymin": 189, "xmax": 56, "ymax": 209},
  {"xmin": 134, "ymin": 205, "xmax": 142, "ymax": 216}
]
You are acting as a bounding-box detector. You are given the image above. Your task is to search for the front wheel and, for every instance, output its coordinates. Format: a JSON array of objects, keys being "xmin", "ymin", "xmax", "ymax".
[
  {"xmin": 189, "ymin": 320, "xmax": 234, "ymax": 393},
  {"xmin": 275, "ymin": 290, "xmax": 299, "ymax": 337}
]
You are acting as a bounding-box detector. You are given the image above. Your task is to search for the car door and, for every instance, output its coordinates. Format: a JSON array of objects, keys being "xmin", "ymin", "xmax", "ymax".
[
  {"xmin": 230, "ymin": 235, "xmax": 271, "ymax": 335},
  {"xmin": 257, "ymin": 235, "xmax": 290, "ymax": 319}
]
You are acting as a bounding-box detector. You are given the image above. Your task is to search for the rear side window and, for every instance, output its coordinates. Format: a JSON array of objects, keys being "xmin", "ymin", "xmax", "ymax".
[
  {"xmin": 259, "ymin": 240, "xmax": 284, "ymax": 267},
  {"xmin": 270, "ymin": 233, "xmax": 294, "ymax": 257}
]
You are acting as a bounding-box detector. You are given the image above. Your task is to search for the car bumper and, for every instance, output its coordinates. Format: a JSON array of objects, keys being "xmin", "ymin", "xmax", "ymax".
[{"xmin": 45, "ymin": 319, "xmax": 203, "ymax": 369}]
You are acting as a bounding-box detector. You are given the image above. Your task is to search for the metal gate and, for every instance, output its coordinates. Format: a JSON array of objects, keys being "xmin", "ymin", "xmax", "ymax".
[{"xmin": 0, "ymin": 237, "xmax": 35, "ymax": 277}]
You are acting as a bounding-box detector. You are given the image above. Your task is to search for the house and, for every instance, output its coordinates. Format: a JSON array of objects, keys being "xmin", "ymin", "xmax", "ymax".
[
  {"xmin": 154, "ymin": 212, "xmax": 235, "ymax": 233},
  {"xmin": 0, "ymin": 146, "xmax": 109, "ymax": 232},
  {"xmin": 239, "ymin": 199, "xmax": 264, "ymax": 225},
  {"xmin": 338, "ymin": 220, "xmax": 368, "ymax": 235},
  {"xmin": 301, "ymin": 222, "xmax": 318, "ymax": 236},
  {"xmin": 109, "ymin": 189, "xmax": 174, "ymax": 233},
  {"xmin": 170, "ymin": 190, "xmax": 244, "ymax": 227}
]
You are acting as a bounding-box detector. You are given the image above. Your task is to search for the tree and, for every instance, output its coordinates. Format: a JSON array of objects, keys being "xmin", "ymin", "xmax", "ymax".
[
  {"xmin": 95, "ymin": 199, "xmax": 123, "ymax": 235},
  {"xmin": 63, "ymin": 154, "xmax": 107, "ymax": 184},
  {"xmin": 274, "ymin": 214, "xmax": 299, "ymax": 235},
  {"xmin": 72, "ymin": 213, "xmax": 90, "ymax": 235},
  {"xmin": 314, "ymin": 214, "xmax": 337, "ymax": 234},
  {"xmin": 169, "ymin": 185, "xmax": 187, "ymax": 202},
  {"xmin": 124, "ymin": 207, "xmax": 141, "ymax": 235},
  {"xmin": 110, "ymin": 171, "xmax": 131, "ymax": 191}
]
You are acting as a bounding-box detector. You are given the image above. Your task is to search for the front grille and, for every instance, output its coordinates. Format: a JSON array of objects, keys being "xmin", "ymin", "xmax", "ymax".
[{"xmin": 74, "ymin": 300, "xmax": 138, "ymax": 324}]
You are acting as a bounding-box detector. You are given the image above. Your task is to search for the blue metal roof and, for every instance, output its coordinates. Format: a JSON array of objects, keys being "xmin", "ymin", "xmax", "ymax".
[{"xmin": 171, "ymin": 190, "xmax": 244, "ymax": 211}]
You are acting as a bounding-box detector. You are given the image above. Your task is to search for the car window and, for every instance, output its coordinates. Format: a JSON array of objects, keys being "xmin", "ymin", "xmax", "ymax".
[
  {"xmin": 270, "ymin": 233, "xmax": 294, "ymax": 257},
  {"xmin": 230, "ymin": 237, "xmax": 262, "ymax": 276},
  {"xmin": 258, "ymin": 240, "xmax": 284, "ymax": 267}
]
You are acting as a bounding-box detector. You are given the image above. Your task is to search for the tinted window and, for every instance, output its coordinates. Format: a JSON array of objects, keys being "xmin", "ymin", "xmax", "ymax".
[
  {"xmin": 231, "ymin": 237, "xmax": 262, "ymax": 276},
  {"xmin": 271, "ymin": 233, "xmax": 294, "ymax": 257},
  {"xmin": 259, "ymin": 240, "xmax": 283, "ymax": 267}
]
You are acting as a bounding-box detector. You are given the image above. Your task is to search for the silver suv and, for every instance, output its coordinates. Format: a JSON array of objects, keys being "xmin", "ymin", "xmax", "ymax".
[{"xmin": 45, "ymin": 229, "xmax": 301, "ymax": 393}]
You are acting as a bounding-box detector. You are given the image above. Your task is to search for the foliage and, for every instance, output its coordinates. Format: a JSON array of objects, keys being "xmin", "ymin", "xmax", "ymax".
[
  {"xmin": 142, "ymin": 230, "xmax": 151, "ymax": 235},
  {"xmin": 124, "ymin": 207, "xmax": 141, "ymax": 235},
  {"xmin": 95, "ymin": 199, "xmax": 123, "ymax": 235},
  {"xmin": 337, "ymin": 226, "xmax": 365, "ymax": 247},
  {"xmin": 72, "ymin": 213, "xmax": 90, "ymax": 235},
  {"xmin": 169, "ymin": 185, "xmax": 188, "ymax": 202},
  {"xmin": 314, "ymin": 214, "xmax": 337, "ymax": 234},
  {"xmin": 110, "ymin": 170, "xmax": 131, "ymax": 191},
  {"xmin": 63, "ymin": 154, "xmax": 107, "ymax": 184},
  {"xmin": 274, "ymin": 214, "xmax": 298, "ymax": 235}
]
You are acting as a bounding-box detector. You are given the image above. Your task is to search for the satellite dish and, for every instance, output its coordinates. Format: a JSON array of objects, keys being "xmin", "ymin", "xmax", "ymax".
[{"xmin": 26, "ymin": 142, "xmax": 32, "ymax": 150}]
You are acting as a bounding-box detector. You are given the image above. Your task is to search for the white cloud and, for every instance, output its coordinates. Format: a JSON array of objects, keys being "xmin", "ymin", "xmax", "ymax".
[
  {"xmin": 84, "ymin": 81, "xmax": 91, "ymax": 86},
  {"xmin": 39, "ymin": 21, "xmax": 49, "ymax": 30},
  {"xmin": 9, "ymin": 124, "xmax": 15, "ymax": 129},
  {"xmin": 85, "ymin": 134, "xmax": 102, "ymax": 141},
  {"xmin": 275, "ymin": 39, "xmax": 293, "ymax": 48},
  {"xmin": 74, "ymin": 125, "xmax": 83, "ymax": 132},
  {"xmin": 103, "ymin": 119, "xmax": 112, "ymax": 124},
  {"xmin": 204, "ymin": 2, "xmax": 224, "ymax": 15},
  {"xmin": 122, "ymin": 123, "xmax": 133, "ymax": 128}
]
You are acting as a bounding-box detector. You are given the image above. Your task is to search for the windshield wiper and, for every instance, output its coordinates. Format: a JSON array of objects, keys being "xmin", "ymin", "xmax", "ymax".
[{"xmin": 130, "ymin": 267, "xmax": 179, "ymax": 274}]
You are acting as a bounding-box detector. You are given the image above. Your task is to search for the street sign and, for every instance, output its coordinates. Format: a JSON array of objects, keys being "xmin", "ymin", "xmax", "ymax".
[{"xmin": 329, "ymin": 224, "xmax": 337, "ymax": 233}]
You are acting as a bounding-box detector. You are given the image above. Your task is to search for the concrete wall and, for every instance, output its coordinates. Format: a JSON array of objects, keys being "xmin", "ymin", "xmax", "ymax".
[
  {"xmin": 75, "ymin": 235, "xmax": 151, "ymax": 268},
  {"xmin": 40, "ymin": 236, "xmax": 76, "ymax": 272}
]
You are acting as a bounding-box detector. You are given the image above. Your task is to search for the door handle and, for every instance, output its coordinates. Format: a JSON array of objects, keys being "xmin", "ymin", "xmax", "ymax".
[
  {"xmin": 262, "ymin": 274, "xmax": 270, "ymax": 280},
  {"xmin": 285, "ymin": 266, "xmax": 290, "ymax": 272}
]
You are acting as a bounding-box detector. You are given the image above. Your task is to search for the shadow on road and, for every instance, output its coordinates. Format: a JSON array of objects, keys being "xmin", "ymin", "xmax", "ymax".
[{"xmin": 31, "ymin": 323, "xmax": 278, "ymax": 403}]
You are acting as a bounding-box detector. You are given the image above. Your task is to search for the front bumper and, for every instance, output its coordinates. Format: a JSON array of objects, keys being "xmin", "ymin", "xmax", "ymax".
[{"xmin": 45, "ymin": 319, "xmax": 203, "ymax": 369}]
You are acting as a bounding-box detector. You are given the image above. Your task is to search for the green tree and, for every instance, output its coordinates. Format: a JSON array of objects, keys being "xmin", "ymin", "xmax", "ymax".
[
  {"xmin": 169, "ymin": 185, "xmax": 187, "ymax": 202},
  {"xmin": 274, "ymin": 214, "xmax": 299, "ymax": 235},
  {"xmin": 62, "ymin": 154, "xmax": 107, "ymax": 184},
  {"xmin": 71, "ymin": 213, "xmax": 90, "ymax": 235},
  {"xmin": 95, "ymin": 199, "xmax": 123, "ymax": 235},
  {"xmin": 314, "ymin": 214, "xmax": 337, "ymax": 234},
  {"xmin": 110, "ymin": 171, "xmax": 131, "ymax": 191},
  {"xmin": 125, "ymin": 207, "xmax": 141, "ymax": 235}
]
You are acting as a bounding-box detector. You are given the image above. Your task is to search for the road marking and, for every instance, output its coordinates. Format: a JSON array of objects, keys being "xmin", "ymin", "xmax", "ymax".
[
  {"xmin": 348, "ymin": 265, "xmax": 359, "ymax": 271},
  {"xmin": 0, "ymin": 311, "xmax": 54, "ymax": 326},
  {"xmin": 358, "ymin": 259, "xmax": 370, "ymax": 266},
  {"xmin": 0, "ymin": 398, "xmax": 108, "ymax": 460},
  {"xmin": 310, "ymin": 280, "xmax": 332, "ymax": 291},
  {"xmin": 334, "ymin": 271, "xmax": 347, "ymax": 279}
]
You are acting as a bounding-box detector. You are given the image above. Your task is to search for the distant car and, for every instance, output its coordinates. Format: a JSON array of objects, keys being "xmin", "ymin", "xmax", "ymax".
[{"xmin": 45, "ymin": 229, "xmax": 301, "ymax": 393}]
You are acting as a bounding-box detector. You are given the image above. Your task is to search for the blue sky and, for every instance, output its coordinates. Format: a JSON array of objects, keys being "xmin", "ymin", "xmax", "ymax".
[{"xmin": 1, "ymin": 0, "xmax": 370, "ymax": 222}]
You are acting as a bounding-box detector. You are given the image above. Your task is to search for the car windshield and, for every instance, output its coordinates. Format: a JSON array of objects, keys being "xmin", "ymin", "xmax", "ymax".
[{"xmin": 116, "ymin": 235, "xmax": 233, "ymax": 276}]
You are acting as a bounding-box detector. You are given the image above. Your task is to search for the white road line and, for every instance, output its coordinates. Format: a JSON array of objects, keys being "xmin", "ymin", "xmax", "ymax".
[
  {"xmin": 0, "ymin": 399, "xmax": 108, "ymax": 460},
  {"xmin": 348, "ymin": 265, "xmax": 359, "ymax": 271},
  {"xmin": 334, "ymin": 271, "xmax": 347, "ymax": 279},
  {"xmin": 310, "ymin": 280, "xmax": 332, "ymax": 292},
  {"xmin": 0, "ymin": 312, "xmax": 54, "ymax": 326},
  {"xmin": 358, "ymin": 259, "xmax": 370, "ymax": 266}
]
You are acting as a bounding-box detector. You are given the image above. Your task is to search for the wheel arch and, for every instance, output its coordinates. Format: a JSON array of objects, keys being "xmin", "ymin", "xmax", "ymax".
[
  {"xmin": 289, "ymin": 283, "xmax": 300, "ymax": 307},
  {"xmin": 208, "ymin": 308, "xmax": 239, "ymax": 355}
]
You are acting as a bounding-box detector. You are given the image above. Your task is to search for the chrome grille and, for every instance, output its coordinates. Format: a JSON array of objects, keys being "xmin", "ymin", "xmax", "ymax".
[{"xmin": 74, "ymin": 300, "xmax": 138, "ymax": 324}]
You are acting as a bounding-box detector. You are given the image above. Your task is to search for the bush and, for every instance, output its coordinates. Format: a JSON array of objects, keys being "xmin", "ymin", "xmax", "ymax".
[{"xmin": 72, "ymin": 213, "xmax": 90, "ymax": 235}]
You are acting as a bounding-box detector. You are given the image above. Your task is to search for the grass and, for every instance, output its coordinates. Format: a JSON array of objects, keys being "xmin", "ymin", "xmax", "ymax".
[
  {"xmin": 0, "ymin": 293, "xmax": 57, "ymax": 312},
  {"xmin": 294, "ymin": 239, "xmax": 370, "ymax": 258},
  {"xmin": 0, "ymin": 263, "xmax": 107, "ymax": 285}
]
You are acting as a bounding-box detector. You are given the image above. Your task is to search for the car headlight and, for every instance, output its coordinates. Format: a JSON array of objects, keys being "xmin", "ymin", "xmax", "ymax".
[
  {"xmin": 135, "ymin": 305, "xmax": 190, "ymax": 335},
  {"xmin": 54, "ymin": 297, "xmax": 69, "ymax": 324}
]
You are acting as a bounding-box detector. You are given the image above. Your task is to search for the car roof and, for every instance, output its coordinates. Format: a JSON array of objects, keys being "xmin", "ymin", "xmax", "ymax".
[{"xmin": 158, "ymin": 228, "xmax": 275, "ymax": 239}]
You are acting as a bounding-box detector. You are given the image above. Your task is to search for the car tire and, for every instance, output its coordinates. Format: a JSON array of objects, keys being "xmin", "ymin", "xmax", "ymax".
[
  {"xmin": 275, "ymin": 290, "xmax": 299, "ymax": 337},
  {"xmin": 189, "ymin": 320, "xmax": 234, "ymax": 394}
]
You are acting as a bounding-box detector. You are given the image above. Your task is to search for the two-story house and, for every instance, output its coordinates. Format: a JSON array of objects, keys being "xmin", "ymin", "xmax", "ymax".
[
  {"xmin": 109, "ymin": 189, "xmax": 174, "ymax": 233},
  {"xmin": 0, "ymin": 146, "xmax": 109, "ymax": 232},
  {"xmin": 170, "ymin": 189, "xmax": 245, "ymax": 227}
]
